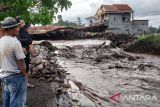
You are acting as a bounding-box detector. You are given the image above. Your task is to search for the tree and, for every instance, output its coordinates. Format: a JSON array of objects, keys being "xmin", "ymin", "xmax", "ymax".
[
  {"xmin": 54, "ymin": 15, "xmax": 78, "ymax": 27},
  {"xmin": 77, "ymin": 17, "xmax": 81, "ymax": 27},
  {"xmin": 148, "ymin": 26, "xmax": 159, "ymax": 33},
  {"xmin": 57, "ymin": 15, "xmax": 63, "ymax": 23},
  {"xmin": 54, "ymin": 20, "xmax": 78, "ymax": 27},
  {"xmin": 0, "ymin": 0, "xmax": 72, "ymax": 25}
]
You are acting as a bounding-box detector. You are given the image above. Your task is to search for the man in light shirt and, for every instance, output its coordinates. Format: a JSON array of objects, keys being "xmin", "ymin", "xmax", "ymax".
[
  {"xmin": 0, "ymin": 17, "xmax": 27, "ymax": 107},
  {"xmin": 0, "ymin": 22, "xmax": 5, "ymax": 38},
  {"xmin": 0, "ymin": 22, "xmax": 4, "ymax": 73}
]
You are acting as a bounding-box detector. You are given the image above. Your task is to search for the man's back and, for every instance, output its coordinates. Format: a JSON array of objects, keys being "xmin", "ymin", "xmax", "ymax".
[{"xmin": 0, "ymin": 36, "xmax": 25, "ymax": 78}]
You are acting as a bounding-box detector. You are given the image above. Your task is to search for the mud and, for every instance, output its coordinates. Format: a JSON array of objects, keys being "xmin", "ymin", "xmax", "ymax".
[{"xmin": 52, "ymin": 39, "xmax": 160, "ymax": 107}]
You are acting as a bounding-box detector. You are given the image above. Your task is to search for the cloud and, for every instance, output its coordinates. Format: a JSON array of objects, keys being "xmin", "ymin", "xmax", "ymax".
[
  {"xmin": 58, "ymin": 0, "xmax": 160, "ymax": 27},
  {"xmin": 112, "ymin": 0, "xmax": 160, "ymax": 16}
]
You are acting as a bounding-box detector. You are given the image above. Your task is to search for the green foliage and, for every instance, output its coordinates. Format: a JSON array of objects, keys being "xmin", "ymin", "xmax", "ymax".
[
  {"xmin": 77, "ymin": 17, "xmax": 81, "ymax": 27},
  {"xmin": 54, "ymin": 15, "xmax": 78, "ymax": 27},
  {"xmin": 136, "ymin": 35, "xmax": 160, "ymax": 54},
  {"xmin": 148, "ymin": 26, "xmax": 160, "ymax": 33},
  {"xmin": 125, "ymin": 34, "xmax": 160, "ymax": 55},
  {"xmin": 138, "ymin": 35, "xmax": 160, "ymax": 48},
  {"xmin": 0, "ymin": 0, "xmax": 72, "ymax": 25},
  {"xmin": 54, "ymin": 20, "xmax": 78, "ymax": 27}
]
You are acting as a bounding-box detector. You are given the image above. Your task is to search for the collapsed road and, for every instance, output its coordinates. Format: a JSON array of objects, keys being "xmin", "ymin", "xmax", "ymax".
[{"xmin": 31, "ymin": 39, "xmax": 160, "ymax": 107}]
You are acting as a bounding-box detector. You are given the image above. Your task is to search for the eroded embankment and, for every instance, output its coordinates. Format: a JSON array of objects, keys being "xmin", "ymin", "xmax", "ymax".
[{"xmin": 124, "ymin": 35, "xmax": 160, "ymax": 55}]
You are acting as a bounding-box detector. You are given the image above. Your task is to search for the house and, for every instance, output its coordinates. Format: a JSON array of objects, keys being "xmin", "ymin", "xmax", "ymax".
[
  {"xmin": 94, "ymin": 4, "xmax": 148, "ymax": 34},
  {"xmin": 85, "ymin": 16, "xmax": 98, "ymax": 26}
]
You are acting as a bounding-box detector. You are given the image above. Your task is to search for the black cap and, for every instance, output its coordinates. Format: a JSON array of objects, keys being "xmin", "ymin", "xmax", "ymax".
[
  {"xmin": 1, "ymin": 17, "xmax": 19, "ymax": 29},
  {"xmin": 16, "ymin": 16, "xmax": 21, "ymax": 23}
]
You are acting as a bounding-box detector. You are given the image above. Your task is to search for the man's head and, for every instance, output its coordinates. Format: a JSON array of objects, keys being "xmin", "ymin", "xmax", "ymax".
[
  {"xmin": 1, "ymin": 17, "xmax": 19, "ymax": 37},
  {"xmin": 19, "ymin": 20, "xmax": 25, "ymax": 28},
  {"xmin": 16, "ymin": 16, "xmax": 25, "ymax": 29}
]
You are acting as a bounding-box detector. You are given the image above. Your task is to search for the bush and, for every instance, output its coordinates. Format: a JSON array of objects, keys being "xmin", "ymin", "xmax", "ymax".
[{"xmin": 125, "ymin": 34, "xmax": 160, "ymax": 55}]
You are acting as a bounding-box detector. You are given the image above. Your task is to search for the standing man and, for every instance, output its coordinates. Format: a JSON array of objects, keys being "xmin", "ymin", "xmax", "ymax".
[
  {"xmin": 0, "ymin": 22, "xmax": 5, "ymax": 38},
  {"xmin": 0, "ymin": 17, "xmax": 27, "ymax": 107},
  {"xmin": 16, "ymin": 18, "xmax": 34, "ymax": 87}
]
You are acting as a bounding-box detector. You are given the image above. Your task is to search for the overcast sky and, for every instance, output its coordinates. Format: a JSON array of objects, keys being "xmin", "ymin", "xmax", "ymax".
[{"xmin": 58, "ymin": 0, "xmax": 160, "ymax": 27}]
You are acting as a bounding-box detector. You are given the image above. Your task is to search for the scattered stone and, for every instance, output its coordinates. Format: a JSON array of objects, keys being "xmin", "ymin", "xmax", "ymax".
[
  {"xmin": 38, "ymin": 77, "xmax": 46, "ymax": 81},
  {"xmin": 47, "ymin": 77, "xmax": 53, "ymax": 82},
  {"xmin": 30, "ymin": 57, "xmax": 42, "ymax": 65},
  {"xmin": 63, "ymin": 84, "xmax": 71, "ymax": 89},
  {"xmin": 37, "ymin": 63, "xmax": 44, "ymax": 71},
  {"xmin": 41, "ymin": 69, "xmax": 49, "ymax": 74},
  {"xmin": 43, "ymin": 60, "xmax": 50, "ymax": 67}
]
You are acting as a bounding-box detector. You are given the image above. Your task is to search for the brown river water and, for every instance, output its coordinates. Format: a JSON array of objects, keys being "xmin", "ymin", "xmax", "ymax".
[{"xmin": 49, "ymin": 39, "xmax": 160, "ymax": 107}]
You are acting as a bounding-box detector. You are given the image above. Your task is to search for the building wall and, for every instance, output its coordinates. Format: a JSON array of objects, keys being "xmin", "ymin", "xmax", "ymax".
[
  {"xmin": 107, "ymin": 13, "xmax": 132, "ymax": 34},
  {"xmin": 121, "ymin": 22, "xmax": 133, "ymax": 34},
  {"xmin": 85, "ymin": 17, "xmax": 98, "ymax": 27},
  {"xmin": 105, "ymin": 14, "xmax": 148, "ymax": 35},
  {"xmin": 132, "ymin": 20, "xmax": 148, "ymax": 35}
]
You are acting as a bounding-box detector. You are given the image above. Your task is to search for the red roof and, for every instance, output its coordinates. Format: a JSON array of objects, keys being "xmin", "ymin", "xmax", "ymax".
[
  {"xmin": 28, "ymin": 25, "xmax": 65, "ymax": 34},
  {"xmin": 100, "ymin": 4, "xmax": 133, "ymax": 13}
]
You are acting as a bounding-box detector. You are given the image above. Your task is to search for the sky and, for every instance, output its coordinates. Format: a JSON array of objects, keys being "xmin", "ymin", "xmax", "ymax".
[{"xmin": 58, "ymin": 0, "xmax": 160, "ymax": 27}]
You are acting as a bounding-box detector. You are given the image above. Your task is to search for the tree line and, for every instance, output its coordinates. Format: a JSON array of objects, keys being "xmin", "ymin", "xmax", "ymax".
[{"xmin": 149, "ymin": 26, "xmax": 160, "ymax": 33}]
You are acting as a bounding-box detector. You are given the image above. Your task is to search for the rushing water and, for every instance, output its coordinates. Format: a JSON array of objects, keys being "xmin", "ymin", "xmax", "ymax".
[{"xmin": 48, "ymin": 39, "xmax": 160, "ymax": 107}]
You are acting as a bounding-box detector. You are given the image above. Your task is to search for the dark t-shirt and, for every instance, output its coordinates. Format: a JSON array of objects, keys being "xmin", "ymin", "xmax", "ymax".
[{"xmin": 17, "ymin": 28, "xmax": 32, "ymax": 50}]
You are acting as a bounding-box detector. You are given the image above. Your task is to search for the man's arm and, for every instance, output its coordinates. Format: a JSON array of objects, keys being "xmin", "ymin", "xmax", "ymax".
[
  {"xmin": 14, "ymin": 40, "xmax": 27, "ymax": 77},
  {"xmin": 16, "ymin": 59, "xmax": 28, "ymax": 78}
]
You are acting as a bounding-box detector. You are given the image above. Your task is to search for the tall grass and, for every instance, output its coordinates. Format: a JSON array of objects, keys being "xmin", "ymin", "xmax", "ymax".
[
  {"xmin": 138, "ymin": 35, "xmax": 160, "ymax": 49},
  {"xmin": 125, "ymin": 34, "xmax": 160, "ymax": 55}
]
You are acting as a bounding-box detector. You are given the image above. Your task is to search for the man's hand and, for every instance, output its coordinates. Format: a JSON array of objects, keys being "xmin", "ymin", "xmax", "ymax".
[
  {"xmin": 16, "ymin": 59, "xmax": 27, "ymax": 78},
  {"xmin": 23, "ymin": 48, "xmax": 27, "ymax": 55}
]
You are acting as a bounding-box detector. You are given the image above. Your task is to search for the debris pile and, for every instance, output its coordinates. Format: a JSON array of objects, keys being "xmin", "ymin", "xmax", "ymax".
[
  {"xmin": 57, "ymin": 42, "xmax": 142, "ymax": 64},
  {"xmin": 31, "ymin": 30, "xmax": 136, "ymax": 47}
]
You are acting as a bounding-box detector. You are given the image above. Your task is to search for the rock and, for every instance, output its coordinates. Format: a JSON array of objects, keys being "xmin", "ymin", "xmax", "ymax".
[
  {"xmin": 54, "ymin": 77, "xmax": 64, "ymax": 83},
  {"xmin": 41, "ymin": 69, "xmax": 49, "ymax": 74},
  {"xmin": 31, "ymin": 57, "xmax": 42, "ymax": 65},
  {"xmin": 43, "ymin": 60, "xmax": 50, "ymax": 67},
  {"xmin": 45, "ymin": 66, "xmax": 51, "ymax": 70},
  {"xmin": 32, "ymin": 67, "xmax": 39, "ymax": 72},
  {"xmin": 59, "ymin": 94, "xmax": 72, "ymax": 107},
  {"xmin": 44, "ymin": 75, "xmax": 53, "ymax": 79},
  {"xmin": 39, "ymin": 41, "xmax": 58, "ymax": 52},
  {"xmin": 32, "ymin": 71, "xmax": 38, "ymax": 76},
  {"xmin": 47, "ymin": 77, "xmax": 53, "ymax": 82},
  {"xmin": 38, "ymin": 63, "xmax": 44, "ymax": 70},
  {"xmin": 49, "ymin": 69, "xmax": 57, "ymax": 74},
  {"xmin": 50, "ymin": 66, "xmax": 55, "ymax": 71},
  {"xmin": 50, "ymin": 60, "xmax": 56, "ymax": 64},
  {"xmin": 38, "ymin": 77, "xmax": 45, "ymax": 81},
  {"xmin": 63, "ymin": 84, "xmax": 71, "ymax": 89}
]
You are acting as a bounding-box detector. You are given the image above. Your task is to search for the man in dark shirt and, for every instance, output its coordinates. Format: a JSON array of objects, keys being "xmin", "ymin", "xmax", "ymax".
[
  {"xmin": 17, "ymin": 18, "xmax": 34, "ymax": 87},
  {"xmin": 17, "ymin": 19, "xmax": 32, "ymax": 72}
]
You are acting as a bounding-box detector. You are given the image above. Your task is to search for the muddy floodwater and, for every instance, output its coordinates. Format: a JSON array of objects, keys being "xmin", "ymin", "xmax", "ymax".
[{"xmin": 50, "ymin": 39, "xmax": 160, "ymax": 107}]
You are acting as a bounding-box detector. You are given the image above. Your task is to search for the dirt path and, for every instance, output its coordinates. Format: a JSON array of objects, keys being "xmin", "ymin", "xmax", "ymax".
[{"xmin": 26, "ymin": 78, "xmax": 57, "ymax": 107}]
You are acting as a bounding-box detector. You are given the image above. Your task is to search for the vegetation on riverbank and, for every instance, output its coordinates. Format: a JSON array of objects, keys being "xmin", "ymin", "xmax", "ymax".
[{"xmin": 125, "ymin": 34, "xmax": 160, "ymax": 55}]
